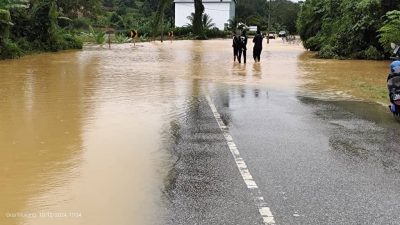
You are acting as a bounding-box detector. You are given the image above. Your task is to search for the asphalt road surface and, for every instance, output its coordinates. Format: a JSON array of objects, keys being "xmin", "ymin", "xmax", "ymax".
[{"xmin": 161, "ymin": 83, "xmax": 400, "ymax": 225}]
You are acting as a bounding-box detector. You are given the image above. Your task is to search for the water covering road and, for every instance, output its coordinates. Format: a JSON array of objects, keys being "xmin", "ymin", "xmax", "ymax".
[{"xmin": 1, "ymin": 39, "xmax": 400, "ymax": 225}]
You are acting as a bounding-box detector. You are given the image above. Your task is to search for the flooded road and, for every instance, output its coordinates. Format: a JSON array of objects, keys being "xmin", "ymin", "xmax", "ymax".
[{"xmin": 1, "ymin": 39, "xmax": 399, "ymax": 225}]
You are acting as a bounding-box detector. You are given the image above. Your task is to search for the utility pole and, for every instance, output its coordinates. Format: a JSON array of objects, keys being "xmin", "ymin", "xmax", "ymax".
[{"xmin": 267, "ymin": 0, "xmax": 271, "ymax": 44}]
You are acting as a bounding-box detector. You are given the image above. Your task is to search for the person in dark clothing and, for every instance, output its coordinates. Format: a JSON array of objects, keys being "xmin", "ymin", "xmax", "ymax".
[
  {"xmin": 232, "ymin": 32, "xmax": 239, "ymax": 62},
  {"xmin": 253, "ymin": 30, "xmax": 263, "ymax": 62},
  {"xmin": 238, "ymin": 30, "xmax": 248, "ymax": 64}
]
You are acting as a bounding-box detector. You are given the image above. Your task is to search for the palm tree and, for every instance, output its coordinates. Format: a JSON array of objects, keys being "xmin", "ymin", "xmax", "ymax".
[
  {"xmin": 193, "ymin": 0, "xmax": 205, "ymax": 39},
  {"xmin": 202, "ymin": 13, "xmax": 215, "ymax": 29},
  {"xmin": 227, "ymin": 17, "xmax": 238, "ymax": 32},
  {"xmin": 187, "ymin": 13, "xmax": 215, "ymax": 29}
]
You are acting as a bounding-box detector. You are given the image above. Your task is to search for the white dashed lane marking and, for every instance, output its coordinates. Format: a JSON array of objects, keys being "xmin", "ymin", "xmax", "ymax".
[{"xmin": 206, "ymin": 95, "xmax": 276, "ymax": 225}]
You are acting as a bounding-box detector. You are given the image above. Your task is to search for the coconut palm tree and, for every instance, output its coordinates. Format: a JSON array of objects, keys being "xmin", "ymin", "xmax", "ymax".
[
  {"xmin": 227, "ymin": 17, "xmax": 239, "ymax": 32},
  {"xmin": 202, "ymin": 13, "xmax": 215, "ymax": 29},
  {"xmin": 193, "ymin": 0, "xmax": 205, "ymax": 39},
  {"xmin": 187, "ymin": 13, "xmax": 215, "ymax": 29}
]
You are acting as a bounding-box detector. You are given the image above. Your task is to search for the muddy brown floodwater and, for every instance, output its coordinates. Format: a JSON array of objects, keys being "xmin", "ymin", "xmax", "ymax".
[
  {"xmin": 0, "ymin": 39, "xmax": 390, "ymax": 225},
  {"xmin": 299, "ymin": 51, "xmax": 389, "ymax": 103}
]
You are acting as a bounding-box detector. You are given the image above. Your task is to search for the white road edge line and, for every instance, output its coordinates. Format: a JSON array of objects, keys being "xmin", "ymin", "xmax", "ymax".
[{"xmin": 206, "ymin": 95, "xmax": 276, "ymax": 225}]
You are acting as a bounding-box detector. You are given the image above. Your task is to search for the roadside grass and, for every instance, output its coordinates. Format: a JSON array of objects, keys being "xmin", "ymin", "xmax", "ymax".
[{"xmin": 351, "ymin": 79, "xmax": 388, "ymax": 105}]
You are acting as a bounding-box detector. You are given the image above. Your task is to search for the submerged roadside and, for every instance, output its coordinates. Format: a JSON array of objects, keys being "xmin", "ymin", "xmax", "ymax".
[{"xmin": 298, "ymin": 51, "xmax": 390, "ymax": 107}]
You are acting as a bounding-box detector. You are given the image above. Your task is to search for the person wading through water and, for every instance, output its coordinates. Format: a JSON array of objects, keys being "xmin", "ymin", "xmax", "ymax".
[
  {"xmin": 232, "ymin": 31, "xmax": 239, "ymax": 62},
  {"xmin": 238, "ymin": 30, "xmax": 248, "ymax": 64},
  {"xmin": 253, "ymin": 30, "xmax": 263, "ymax": 62}
]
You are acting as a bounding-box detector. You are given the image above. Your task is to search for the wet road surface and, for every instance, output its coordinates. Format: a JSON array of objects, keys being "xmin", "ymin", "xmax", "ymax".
[
  {"xmin": 208, "ymin": 87, "xmax": 400, "ymax": 224},
  {"xmin": 1, "ymin": 39, "xmax": 400, "ymax": 225}
]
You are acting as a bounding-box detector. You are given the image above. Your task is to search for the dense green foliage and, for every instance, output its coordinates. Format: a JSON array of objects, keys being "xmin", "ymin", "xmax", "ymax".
[
  {"xmin": 1, "ymin": 0, "xmax": 234, "ymax": 59},
  {"xmin": 379, "ymin": 10, "xmax": 400, "ymax": 51},
  {"xmin": 152, "ymin": 0, "xmax": 172, "ymax": 38},
  {"xmin": 297, "ymin": 0, "xmax": 400, "ymax": 59},
  {"xmin": 1, "ymin": 0, "xmax": 83, "ymax": 59},
  {"xmin": 236, "ymin": 0, "xmax": 300, "ymax": 34},
  {"xmin": 0, "ymin": 0, "xmax": 175, "ymax": 59}
]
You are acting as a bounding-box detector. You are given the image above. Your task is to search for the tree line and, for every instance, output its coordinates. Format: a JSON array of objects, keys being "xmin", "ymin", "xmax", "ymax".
[
  {"xmin": 0, "ymin": 0, "xmax": 172, "ymax": 59},
  {"xmin": 0, "ymin": 0, "xmax": 302, "ymax": 60},
  {"xmin": 236, "ymin": 0, "xmax": 300, "ymax": 34},
  {"xmin": 1, "ymin": 0, "xmax": 84, "ymax": 59},
  {"xmin": 297, "ymin": 0, "xmax": 400, "ymax": 59},
  {"xmin": 4, "ymin": 0, "xmax": 399, "ymax": 60}
]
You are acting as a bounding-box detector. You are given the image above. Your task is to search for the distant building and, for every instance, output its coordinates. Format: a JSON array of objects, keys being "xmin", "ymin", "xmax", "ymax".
[{"xmin": 174, "ymin": 0, "xmax": 237, "ymax": 30}]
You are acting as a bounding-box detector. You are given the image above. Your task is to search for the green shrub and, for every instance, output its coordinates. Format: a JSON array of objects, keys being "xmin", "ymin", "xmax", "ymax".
[
  {"xmin": 72, "ymin": 17, "xmax": 91, "ymax": 30},
  {"xmin": 304, "ymin": 35, "xmax": 323, "ymax": 51},
  {"xmin": 92, "ymin": 15, "xmax": 110, "ymax": 27},
  {"xmin": 94, "ymin": 32, "xmax": 106, "ymax": 44},
  {"xmin": 205, "ymin": 28, "xmax": 229, "ymax": 39},
  {"xmin": 80, "ymin": 26, "xmax": 106, "ymax": 45},
  {"xmin": 15, "ymin": 37, "xmax": 32, "ymax": 52},
  {"xmin": 0, "ymin": 39, "xmax": 22, "ymax": 59},
  {"xmin": 297, "ymin": 0, "xmax": 395, "ymax": 59},
  {"xmin": 318, "ymin": 45, "xmax": 337, "ymax": 59},
  {"xmin": 138, "ymin": 21, "xmax": 153, "ymax": 37},
  {"xmin": 379, "ymin": 10, "xmax": 400, "ymax": 53},
  {"xmin": 62, "ymin": 32, "xmax": 83, "ymax": 49},
  {"xmin": 139, "ymin": 33, "xmax": 148, "ymax": 42},
  {"xmin": 173, "ymin": 26, "xmax": 192, "ymax": 37},
  {"xmin": 363, "ymin": 46, "xmax": 383, "ymax": 60},
  {"xmin": 172, "ymin": 27, "xmax": 228, "ymax": 39},
  {"xmin": 110, "ymin": 12, "xmax": 125, "ymax": 29},
  {"xmin": 114, "ymin": 33, "xmax": 130, "ymax": 43}
]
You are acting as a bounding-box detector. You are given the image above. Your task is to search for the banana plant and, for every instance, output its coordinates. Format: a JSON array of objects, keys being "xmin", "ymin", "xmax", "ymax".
[
  {"xmin": 0, "ymin": 0, "xmax": 29, "ymax": 10},
  {"xmin": 0, "ymin": 0, "xmax": 29, "ymax": 26},
  {"xmin": 81, "ymin": 25, "xmax": 106, "ymax": 45},
  {"xmin": 115, "ymin": 33, "xmax": 130, "ymax": 43},
  {"xmin": 0, "ymin": 0, "xmax": 28, "ymax": 40}
]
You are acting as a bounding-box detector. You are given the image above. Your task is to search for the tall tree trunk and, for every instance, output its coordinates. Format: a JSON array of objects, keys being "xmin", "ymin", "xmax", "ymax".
[{"xmin": 193, "ymin": 0, "xmax": 206, "ymax": 39}]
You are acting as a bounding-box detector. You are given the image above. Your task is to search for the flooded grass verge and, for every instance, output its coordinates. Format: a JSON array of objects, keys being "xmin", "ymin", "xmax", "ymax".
[{"xmin": 299, "ymin": 51, "xmax": 390, "ymax": 106}]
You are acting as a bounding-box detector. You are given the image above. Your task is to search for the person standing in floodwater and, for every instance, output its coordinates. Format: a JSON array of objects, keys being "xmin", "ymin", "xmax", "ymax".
[
  {"xmin": 238, "ymin": 30, "xmax": 248, "ymax": 64},
  {"xmin": 232, "ymin": 32, "xmax": 239, "ymax": 62},
  {"xmin": 253, "ymin": 30, "xmax": 263, "ymax": 62}
]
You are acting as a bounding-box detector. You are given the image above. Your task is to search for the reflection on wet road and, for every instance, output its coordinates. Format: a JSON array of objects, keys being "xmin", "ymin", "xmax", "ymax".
[{"xmin": 1, "ymin": 39, "xmax": 400, "ymax": 225}]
